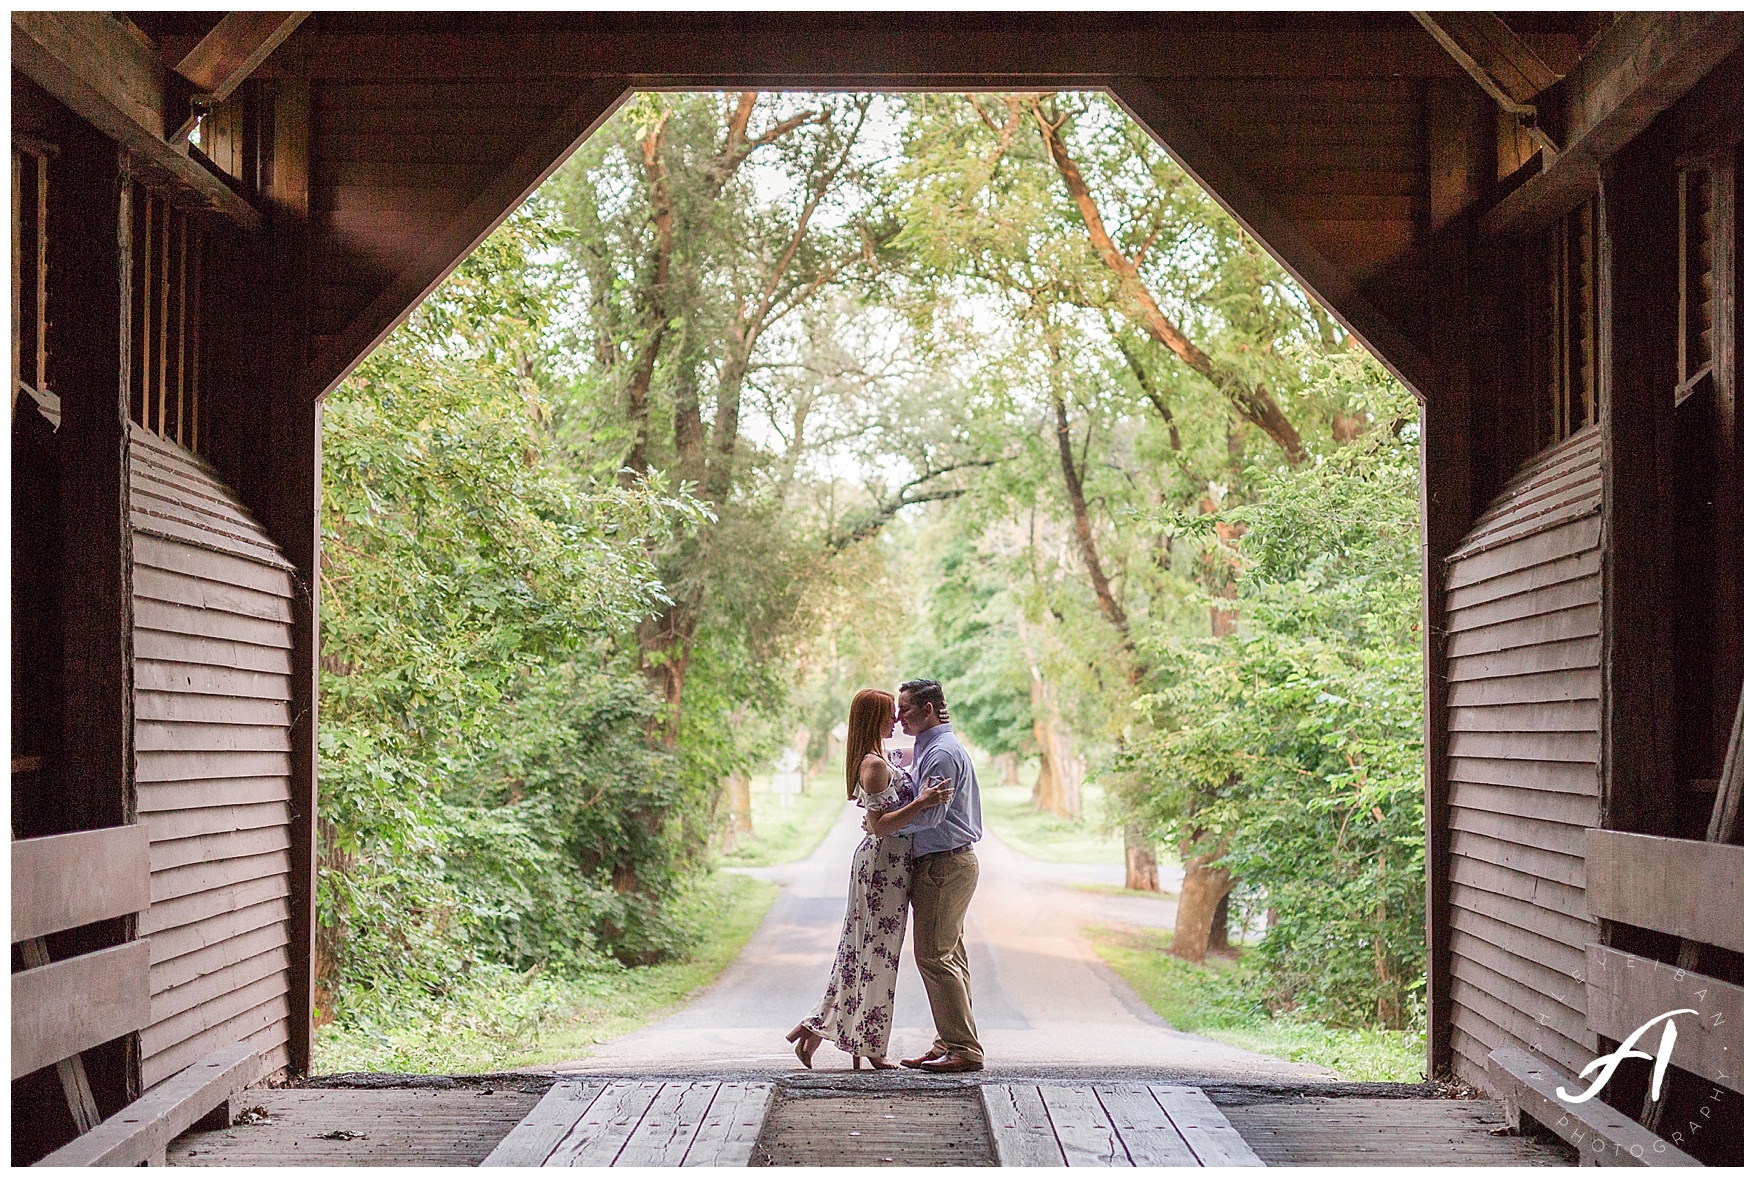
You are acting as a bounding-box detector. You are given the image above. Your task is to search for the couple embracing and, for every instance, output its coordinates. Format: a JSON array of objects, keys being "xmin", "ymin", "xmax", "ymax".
[{"xmin": 785, "ymin": 679, "xmax": 985, "ymax": 1073}]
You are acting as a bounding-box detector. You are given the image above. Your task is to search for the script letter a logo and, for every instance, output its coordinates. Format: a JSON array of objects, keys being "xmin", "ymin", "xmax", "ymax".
[{"xmin": 1557, "ymin": 1009, "xmax": 1695, "ymax": 1105}]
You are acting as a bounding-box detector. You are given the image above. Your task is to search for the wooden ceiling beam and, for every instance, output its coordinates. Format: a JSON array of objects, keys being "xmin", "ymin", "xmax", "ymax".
[
  {"xmin": 11, "ymin": 11, "xmax": 262, "ymax": 231},
  {"xmin": 1481, "ymin": 10, "xmax": 1742, "ymax": 238},
  {"xmin": 1413, "ymin": 12, "xmax": 1560, "ymax": 152},
  {"xmin": 1110, "ymin": 78, "xmax": 1436, "ymax": 404},
  {"xmin": 154, "ymin": 18, "xmax": 1461, "ymax": 84},
  {"xmin": 170, "ymin": 11, "xmax": 311, "ymax": 141},
  {"xmin": 306, "ymin": 78, "xmax": 631, "ymax": 402}
]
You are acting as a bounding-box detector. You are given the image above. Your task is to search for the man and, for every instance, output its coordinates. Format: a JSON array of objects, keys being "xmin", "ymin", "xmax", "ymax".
[{"xmin": 878, "ymin": 677, "xmax": 984, "ymax": 1073}]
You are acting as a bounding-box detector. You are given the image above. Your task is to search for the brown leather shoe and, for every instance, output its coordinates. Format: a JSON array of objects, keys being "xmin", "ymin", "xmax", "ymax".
[
  {"xmin": 917, "ymin": 1053, "xmax": 984, "ymax": 1073},
  {"xmin": 901, "ymin": 1052, "xmax": 942, "ymax": 1069}
]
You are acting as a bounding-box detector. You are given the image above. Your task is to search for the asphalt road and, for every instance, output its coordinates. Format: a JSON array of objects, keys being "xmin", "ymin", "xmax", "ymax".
[{"xmin": 546, "ymin": 800, "xmax": 1334, "ymax": 1082}]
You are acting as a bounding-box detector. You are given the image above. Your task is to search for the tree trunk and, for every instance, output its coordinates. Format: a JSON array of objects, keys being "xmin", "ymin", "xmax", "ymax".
[
  {"xmin": 720, "ymin": 771, "xmax": 753, "ymax": 851},
  {"xmin": 1028, "ymin": 663, "xmax": 1081, "ymax": 819},
  {"xmin": 1207, "ymin": 891, "xmax": 1230, "ymax": 952},
  {"xmin": 1051, "ymin": 388, "xmax": 1134, "ymax": 658},
  {"xmin": 1170, "ymin": 847, "xmax": 1232, "ymax": 963},
  {"xmin": 996, "ymin": 751, "xmax": 1019, "ymax": 786},
  {"xmin": 1124, "ymin": 826, "xmax": 1159, "ymax": 891}
]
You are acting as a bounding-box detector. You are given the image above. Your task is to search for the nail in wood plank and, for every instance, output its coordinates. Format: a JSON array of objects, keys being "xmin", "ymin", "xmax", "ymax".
[
  {"xmin": 544, "ymin": 1080, "xmax": 662, "ymax": 1167},
  {"xmin": 613, "ymin": 1082, "xmax": 719, "ymax": 1167},
  {"xmin": 681, "ymin": 1082, "xmax": 774, "ymax": 1167},
  {"xmin": 1093, "ymin": 1085, "xmax": 1200, "ymax": 1167},
  {"xmin": 1039, "ymin": 1085, "xmax": 1131, "ymax": 1166},
  {"xmin": 1149, "ymin": 1085, "xmax": 1266, "ymax": 1167},
  {"xmin": 980, "ymin": 1084, "xmax": 1065, "ymax": 1166},
  {"xmin": 479, "ymin": 1080, "xmax": 606, "ymax": 1166}
]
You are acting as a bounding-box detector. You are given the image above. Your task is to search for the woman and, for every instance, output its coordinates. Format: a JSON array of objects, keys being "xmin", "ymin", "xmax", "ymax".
[{"xmin": 785, "ymin": 687, "xmax": 951, "ymax": 1069}]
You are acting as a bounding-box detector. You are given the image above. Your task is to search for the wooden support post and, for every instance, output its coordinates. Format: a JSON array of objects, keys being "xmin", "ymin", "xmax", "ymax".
[
  {"xmin": 1420, "ymin": 80, "xmax": 1494, "ymax": 1083},
  {"xmin": 1600, "ymin": 127, "xmax": 1677, "ymax": 839},
  {"xmin": 263, "ymin": 74, "xmax": 318, "ymax": 1077},
  {"xmin": 49, "ymin": 138, "xmax": 135, "ymax": 838}
]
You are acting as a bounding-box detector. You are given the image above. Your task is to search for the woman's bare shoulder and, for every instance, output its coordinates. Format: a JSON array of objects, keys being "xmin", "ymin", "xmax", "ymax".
[{"xmin": 857, "ymin": 753, "xmax": 892, "ymax": 791}]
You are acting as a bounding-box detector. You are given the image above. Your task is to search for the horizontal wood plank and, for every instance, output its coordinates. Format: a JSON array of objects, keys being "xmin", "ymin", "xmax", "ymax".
[
  {"xmin": 138, "ymin": 873, "xmax": 290, "ymax": 937},
  {"xmin": 1585, "ymin": 831, "xmax": 1743, "ymax": 950},
  {"xmin": 134, "ymin": 533, "xmax": 294, "ymax": 598},
  {"xmin": 1450, "ymin": 879, "xmax": 1597, "ymax": 951},
  {"xmin": 150, "ymin": 824, "xmax": 292, "ymax": 873},
  {"xmin": 1445, "ymin": 516, "xmax": 1601, "ymax": 591},
  {"xmin": 134, "ymin": 599, "xmax": 293, "ymax": 650},
  {"xmin": 150, "ymin": 849, "xmax": 291, "ymax": 905},
  {"xmin": 139, "ymin": 776, "xmax": 292, "ymax": 814},
  {"xmin": 1446, "ymin": 548, "xmax": 1601, "ymax": 612},
  {"xmin": 12, "ymin": 940, "xmax": 152, "ymax": 1078},
  {"xmin": 134, "ymin": 631, "xmax": 294, "ymax": 675},
  {"xmin": 142, "ymin": 1001, "xmax": 287, "ymax": 1090},
  {"xmin": 140, "ymin": 971, "xmax": 289, "ymax": 1058},
  {"xmin": 133, "ymin": 566, "xmax": 294, "ymax": 624},
  {"xmin": 1447, "ymin": 574, "xmax": 1600, "ymax": 636},
  {"xmin": 1446, "ymin": 606, "xmax": 1601, "ymax": 659},
  {"xmin": 1586, "ymin": 946, "xmax": 1742, "ymax": 1093},
  {"xmin": 1449, "ymin": 807, "xmax": 1587, "ymax": 859},
  {"xmin": 1447, "ymin": 668, "xmax": 1600, "ymax": 707},
  {"xmin": 12, "ymin": 826, "xmax": 151, "ymax": 941},
  {"xmin": 1448, "ymin": 729, "xmax": 1599, "ymax": 765},
  {"xmin": 1487, "ymin": 1045, "xmax": 1701, "ymax": 1167},
  {"xmin": 135, "ymin": 659, "xmax": 293, "ymax": 701},
  {"xmin": 150, "ymin": 943, "xmax": 289, "ymax": 1025},
  {"xmin": 1447, "ymin": 636, "xmax": 1601, "ymax": 683},
  {"xmin": 1452, "ymin": 830, "xmax": 1585, "ymax": 888},
  {"xmin": 136, "ymin": 690, "xmax": 292, "ymax": 727},
  {"xmin": 1452, "ymin": 978, "xmax": 1594, "ymax": 1076},
  {"xmin": 1449, "ymin": 780, "xmax": 1599, "ymax": 826},
  {"xmin": 37, "ymin": 1043, "xmax": 259, "ymax": 1167},
  {"xmin": 1449, "ymin": 854, "xmax": 1589, "ymax": 921},
  {"xmin": 136, "ymin": 720, "xmax": 293, "ymax": 754},
  {"xmin": 1448, "ymin": 699, "xmax": 1599, "ymax": 734},
  {"xmin": 150, "ymin": 913, "xmax": 290, "ymax": 990},
  {"xmin": 1451, "ymin": 923, "xmax": 1585, "ymax": 1013},
  {"xmin": 142, "ymin": 800, "xmax": 291, "ymax": 842}
]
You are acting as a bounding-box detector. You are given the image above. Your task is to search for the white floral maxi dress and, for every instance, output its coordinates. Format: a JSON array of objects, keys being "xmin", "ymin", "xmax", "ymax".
[{"xmin": 800, "ymin": 768, "xmax": 913, "ymax": 1059}]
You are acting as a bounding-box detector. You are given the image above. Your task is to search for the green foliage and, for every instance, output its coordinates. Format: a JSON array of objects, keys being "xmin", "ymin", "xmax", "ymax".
[
  {"xmin": 315, "ymin": 873, "xmax": 779, "ymax": 1074},
  {"xmin": 318, "ymin": 203, "xmax": 717, "ymax": 1026},
  {"xmin": 1088, "ymin": 925, "xmax": 1425, "ymax": 1083},
  {"xmin": 1113, "ymin": 357, "xmax": 1426, "ymax": 1029}
]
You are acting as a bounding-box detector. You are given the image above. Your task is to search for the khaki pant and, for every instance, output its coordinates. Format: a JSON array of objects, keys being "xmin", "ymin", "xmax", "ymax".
[{"xmin": 909, "ymin": 847, "xmax": 981, "ymax": 1063}]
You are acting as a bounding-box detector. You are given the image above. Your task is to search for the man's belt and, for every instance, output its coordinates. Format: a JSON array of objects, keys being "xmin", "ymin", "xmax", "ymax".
[{"xmin": 915, "ymin": 843, "xmax": 973, "ymax": 861}]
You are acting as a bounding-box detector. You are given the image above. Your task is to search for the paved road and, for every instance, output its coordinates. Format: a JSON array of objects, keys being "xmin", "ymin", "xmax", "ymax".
[{"xmin": 546, "ymin": 801, "xmax": 1333, "ymax": 1081}]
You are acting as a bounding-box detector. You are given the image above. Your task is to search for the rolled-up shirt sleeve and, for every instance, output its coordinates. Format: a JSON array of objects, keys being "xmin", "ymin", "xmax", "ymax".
[{"xmin": 897, "ymin": 745, "xmax": 955, "ymax": 835}]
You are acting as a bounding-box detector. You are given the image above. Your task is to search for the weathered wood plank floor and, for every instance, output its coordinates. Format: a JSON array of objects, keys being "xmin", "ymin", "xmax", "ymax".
[
  {"xmin": 1217, "ymin": 1096, "xmax": 1574, "ymax": 1167},
  {"xmin": 483, "ymin": 1079, "xmax": 773, "ymax": 1166},
  {"xmin": 166, "ymin": 1086, "xmax": 543, "ymax": 1166},
  {"xmin": 753, "ymin": 1089, "xmax": 995, "ymax": 1167},
  {"xmin": 983, "ymin": 1083, "xmax": 1263, "ymax": 1166}
]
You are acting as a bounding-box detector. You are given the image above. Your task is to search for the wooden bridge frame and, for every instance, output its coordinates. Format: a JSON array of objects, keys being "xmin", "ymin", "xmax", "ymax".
[{"xmin": 10, "ymin": 10, "xmax": 1743, "ymax": 1165}]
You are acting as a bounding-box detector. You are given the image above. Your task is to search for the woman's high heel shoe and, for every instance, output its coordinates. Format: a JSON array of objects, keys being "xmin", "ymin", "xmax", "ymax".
[{"xmin": 786, "ymin": 1024, "xmax": 821, "ymax": 1069}]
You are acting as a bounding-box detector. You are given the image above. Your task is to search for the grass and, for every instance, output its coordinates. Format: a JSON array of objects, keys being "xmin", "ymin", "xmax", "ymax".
[
  {"xmin": 1071, "ymin": 882, "xmax": 1178, "ymax": 901},
  {"xmin": 718, "ymin": 773, "xmax": 850, "ymax": 867},
  {"xmin": 313, "ymin": 871, "xmax": 780, "ymax": 1075},
  {"xmin": 1088, "ymin": 923, "xmax": 1426, "ymax": 1083},
  {"xmin": 981, "ymin": 780, "xmax": 1126, "ymax": 864}
]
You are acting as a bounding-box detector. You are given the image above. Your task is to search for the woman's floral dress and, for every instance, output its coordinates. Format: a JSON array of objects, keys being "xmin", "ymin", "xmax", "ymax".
[{"xmin": 800, "ymin": 763, "xmax": 913, "ymax": 1060}]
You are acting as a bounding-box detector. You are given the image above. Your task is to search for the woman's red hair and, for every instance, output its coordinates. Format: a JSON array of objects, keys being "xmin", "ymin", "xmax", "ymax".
[{"xmin": 844, "ymin": 688, "xmax": 896, "ymax": 799}]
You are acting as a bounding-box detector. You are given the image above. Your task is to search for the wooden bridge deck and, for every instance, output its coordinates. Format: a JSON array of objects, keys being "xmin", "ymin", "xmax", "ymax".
[{"xmin": 166, "ymin": 1077, "xmax": 1576, "ymax": 1166}]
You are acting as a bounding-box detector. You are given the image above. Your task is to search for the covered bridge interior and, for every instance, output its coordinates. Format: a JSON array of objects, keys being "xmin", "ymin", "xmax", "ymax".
[{"xmin": 10, "ymin": 10, "xmax": 1743, "ymax": 1166}]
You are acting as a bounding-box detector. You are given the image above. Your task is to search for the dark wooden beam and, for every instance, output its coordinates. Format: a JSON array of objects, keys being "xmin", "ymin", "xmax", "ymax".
[
  {"xmin": 1415, "ymin": 12, "xmax": 1562, "ymax": 106},
  {"xmin": 1481, "ymin": 11, "xmax": 1742, "ymax": 237},
  {"xmin": 169, "ymin": 12, "xmax": 310, "ymax": 141},
  {"xmin": 306, "ymin": 77, "xmax": 631, "ymax": 401},
  {"xmin": 11, "ymin": 11, "xmax": 262, "ymax": 231},
  {"xmin": 156, "ymin": 15, "xmax": 1463, "ymax": 85},
  {"xmin": 1111, "ymin": 78, "xmax": 1437, "ymax": 403},
  {"xmin": 50, "ymin": 137, "xmax": 135, "ymax": 838}
]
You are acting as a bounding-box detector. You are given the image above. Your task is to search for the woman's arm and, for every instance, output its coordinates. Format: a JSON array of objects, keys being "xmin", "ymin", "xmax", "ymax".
[{"xmin": 866, "ymin": 774, "xmax": 953, "ymax": 837}]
